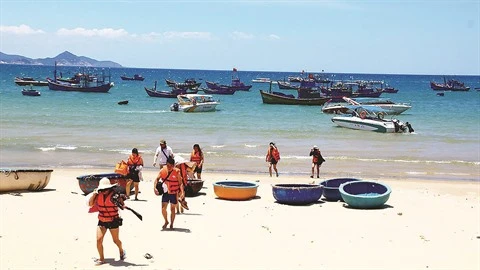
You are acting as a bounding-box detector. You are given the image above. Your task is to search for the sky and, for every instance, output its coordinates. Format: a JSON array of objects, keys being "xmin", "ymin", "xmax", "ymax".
[{"xmin": 0, "ymin": 0, "xmax": 479, "ymax": 75}]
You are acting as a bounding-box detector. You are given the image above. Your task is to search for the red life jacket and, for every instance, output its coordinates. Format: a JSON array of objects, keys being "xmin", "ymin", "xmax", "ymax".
[
  {"xmin": 160, "ymin": 167, "xmax": 181, "ymax": 194},
  {"xmin": 270, "ymin": 148, "xmax": 280, "ymax": 161},
  {"xmin": 96, "ymin": 191, "xmax": 119, "ymax": 222},
  {"xmin": 190, "ymin": 151, "xmax": 202, "ymax": 164}
]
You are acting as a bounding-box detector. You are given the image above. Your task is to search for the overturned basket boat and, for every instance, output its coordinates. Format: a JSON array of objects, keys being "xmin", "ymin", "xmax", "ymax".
[
  {"xmin": 0, "ymin": 169, "xmax": 53, "ymax": 192},
  {"xmin": 213, "ymin": 181, "xmax": 258, "ymax": 201},
  {"xmin": 272, "ymin": 184, "xmax": 323, "ymax": 205},
  {"xmin": 76, "ymin": 173, "xmax": 132, "ymax": 195},
  {"xmin": 185, "ymin": 179, "xmax": 204, "ymax": 197},
  {"xmin": 339, "ymin": 180, "xmax": 391, "ymax": 209},
  {"xmin": 319, "ymin": 178, "xmax": 359, "ymax": 201}
]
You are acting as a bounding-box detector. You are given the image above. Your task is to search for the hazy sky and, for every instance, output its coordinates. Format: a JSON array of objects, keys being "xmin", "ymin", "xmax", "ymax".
[{"xmin": 1, "ymin": 0, "xmax": 479, "ymax": 75}]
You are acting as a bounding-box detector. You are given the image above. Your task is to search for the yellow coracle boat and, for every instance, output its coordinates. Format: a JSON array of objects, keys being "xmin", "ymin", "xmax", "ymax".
[
  {"xmin": 213, "ymin": 181, "xmax": 258, "ymax": 201},
  {"xmin": 0, "ymin": 169, "xmax": 53, "ymax": 192}
]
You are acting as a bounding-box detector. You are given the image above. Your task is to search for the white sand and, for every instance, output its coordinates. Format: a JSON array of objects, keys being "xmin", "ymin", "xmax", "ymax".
[{"xmin": 0, "ymin": 168, "xmax": 479, "ymax": 270}]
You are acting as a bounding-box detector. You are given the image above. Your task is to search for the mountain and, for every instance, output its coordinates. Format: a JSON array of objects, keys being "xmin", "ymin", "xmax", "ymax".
[{"xmin": 0, "ymin": 51, "xmax": 122, "ymax": 68}]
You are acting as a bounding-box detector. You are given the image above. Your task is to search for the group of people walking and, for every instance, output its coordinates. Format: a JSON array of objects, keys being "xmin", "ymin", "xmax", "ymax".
[{"xmin": 89, "ymin": 139, "xmax": 324, "ymax": 266}]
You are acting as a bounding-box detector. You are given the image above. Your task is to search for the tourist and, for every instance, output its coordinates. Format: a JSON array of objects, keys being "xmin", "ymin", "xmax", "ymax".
[
  {"xmin": 88, "ymin": 178, "xmax": 127, "ymax": 266},
  {"xmin": 126, "ymin": 148, "xmax": 144, "ymax": 200},
  {"xmin": 153, "ymin": 157, "xmax": 186, "ymax": 229},
  {"xmin": 190, "ymin": 144, "xmax": 204, "ymax": 179},
  {"xmin": 265, "ymin": 142, "xmax": 280, "ymax": 177},
  {"xmin": 309, "ymin": 145, "xmax": 325, "ymax": 178},
  {"xmin": 153, "ymin": 139, "xmax": 174, "ymax": 169}
]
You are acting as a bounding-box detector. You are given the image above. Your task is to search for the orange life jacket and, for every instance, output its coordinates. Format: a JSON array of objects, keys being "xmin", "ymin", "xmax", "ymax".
[
  {"xmin": 160, "ymin": 167, "xmax": 181, "ymax": 194},
  {"xmin": 190, "ymin": 151, "xmax": 202, "ymax": 164},
  {"xmin": 178, "ymin": 163, "xmax": 188, "ymax": 185},
  {"xmin": 269, "ymin": 148, "xmax": 280, "ymax": 161},
  {"xmin": 96, "ymin": 191, "xmax": 119, "ymax": 222},
  {"xmin": 127, "ymin": 154, "xmax": 143, "ymax": 166}
]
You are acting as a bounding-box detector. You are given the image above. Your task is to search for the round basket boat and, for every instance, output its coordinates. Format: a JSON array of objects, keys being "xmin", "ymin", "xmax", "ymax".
[
  {"xmin": 213, "ymin": 181, "xmax": 258, "ymax": 201},
  {"xmin": 76, "ymin": 173, "xmax": 132, "ymax": 195},
  {"xmin": 319, "ymin": 178, "xmax": 359, "ymax": 201},
  {"xmin": 339, "ymin": 180, "xmax": 391, "ymax": 209},
  {"xmin": 0, "ymin": 169, "xmax": 53, "ymax": 192},
  {"xmin": 185, "ymin": 179, "xmax": 204, "ymax": 197},
  {"xmin": 272, "ymin": 184, "xmax": 323, "ymax": 205}
]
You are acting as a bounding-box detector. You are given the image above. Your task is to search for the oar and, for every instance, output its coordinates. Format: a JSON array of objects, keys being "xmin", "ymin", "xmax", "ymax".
[{"xmin": 124, "ymin": 206, "xmax": 143, "ymax": 221}]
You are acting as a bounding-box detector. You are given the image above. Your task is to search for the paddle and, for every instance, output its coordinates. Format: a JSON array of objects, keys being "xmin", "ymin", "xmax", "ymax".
[{"xmin": 124, "ymin": 206, "xmax": 143, "ymax": 221}]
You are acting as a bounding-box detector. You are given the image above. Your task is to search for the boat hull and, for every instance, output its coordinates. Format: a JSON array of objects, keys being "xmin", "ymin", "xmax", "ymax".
[
  {"xmin": 319, "ymin": 178, "xmax": 359, "ymax": 201},
  {"xmin": 213, "ymin": 181, "xmax": 258, "ymax": 200},
  {"xmin": 260, "ymin": 90, "xmax": 329, "ymax": 105},
  {"xmin": 0, "ymin": 169, "xmax": 53, "ymax": 192},
  {"xmin": 331, "ymin": 116, "xmax": 398, "ymax": 133},
  {"xmin": 22, "ymin": 90, "xmax": 41, "ymax": 96},
  {"xmin": 47, "ymin": 79, "xmax": 113, "ymax": 93},
  {"xmin": 272, "ymin": 184, "xmax": 323, "ymax": 205},
  {"xmin": 180, "ymin": 103, "xmax": 218, "ymax": 112},
  {"xmin": 339, "ymin": 180, "xmax": 391, "ymax": 209},
  {"xmin": 185, "ymin": 180, "xmax": 204, "ymax": 197},
  {"xmin": 76, "ymin": 173, "xmax": 132, "ymax": 195}
]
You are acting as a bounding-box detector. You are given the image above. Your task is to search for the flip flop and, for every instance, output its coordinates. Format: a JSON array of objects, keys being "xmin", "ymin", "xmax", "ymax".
[
  {"xmin": 179, "ymin": 199, "xmax": 189, "ymax": 210},
  {"xmin": 94, "ymin": 259, "xmax": 105, "ymax": 266}
]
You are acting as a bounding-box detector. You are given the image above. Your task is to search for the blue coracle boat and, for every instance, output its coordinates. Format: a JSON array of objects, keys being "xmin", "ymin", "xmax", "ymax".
[
  {"xmin": 339, "ymin": 180, "xmax": 391, "ymax": 209},
  {"xmin": 272, "ymin": 184, "xmax": 323, "ymax": 205},
  {"xmin": 319, "ymin": 178, "xmax": 359, "ymax": 201}
]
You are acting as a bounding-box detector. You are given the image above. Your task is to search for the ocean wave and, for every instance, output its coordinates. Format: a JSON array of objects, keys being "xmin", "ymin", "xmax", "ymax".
[
  {"xmin": 244, "ymin": 144, "xmax": 257, "ymax": 148},
  {"xmin": 211, "ymin": 145, "xmax": 225, "ymax": 148},
  {"xmin": 119, "ymin": 110, "xmax": 170, "ymax": 114}
]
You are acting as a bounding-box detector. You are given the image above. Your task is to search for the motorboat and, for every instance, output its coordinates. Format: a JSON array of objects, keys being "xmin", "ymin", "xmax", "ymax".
[
  {"xmin": 0, "ymin": 169, "xmax": 53, "ymax": 192},
  {"xmin": 21, "ymin": 86, "xmax": 41, "ymax": 96},
  {"xmin": 322, "ymin": 97, "xmax": 411, "ymax": 115},
  {"xmin": 170, "ymin": 94, "xmax": 219, "ymax": 112},
  {"xmin": 331, "ymin": 106, "xmax": 414, "ymax": 133},
  {"xmin": 252, "ymin": 78, "xmax": 276, "ymax": 84},
  {"xmin": 120, "ymin": 74, "xmax": 144, "ymax": 81}
]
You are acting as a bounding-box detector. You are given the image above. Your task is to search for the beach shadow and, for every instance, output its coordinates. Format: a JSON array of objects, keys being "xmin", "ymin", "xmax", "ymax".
[
  {"xmin": 342, "ymin": 203, "xmax": 394, "ymax": 210},
  {"xmin": 1, "ymin": 188, "xmax": 57, "ymax": 196},
  {"xmin": 274, "ymin": 200, "xmax": 325, "ymax": 207},
  {"xmin": 103, "ymin": 258, "xmax": 148, "ymax": 267},
  {"xmin": 214, "ymin": 195, "xmax": 261, "ymax": 201},
  {"xmin": 162, "ymin": 227, "xmax": 191, "ymax": 233},
  {"xmin": 130, "ymin": 199, "xmax": 148, "ymax": 202},
  {"xmin": 186, "ymin": 191, "xmax": 207, "ymax": 198},
  {"xmin": 178, "ymin": 212, "xmax": 203, "ymax": 216}
]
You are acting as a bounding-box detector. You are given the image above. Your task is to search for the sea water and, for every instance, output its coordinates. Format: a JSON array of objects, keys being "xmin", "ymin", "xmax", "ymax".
[{"xmin": 0, "ymin": 64, "xmax": 479, "ymax": 181}]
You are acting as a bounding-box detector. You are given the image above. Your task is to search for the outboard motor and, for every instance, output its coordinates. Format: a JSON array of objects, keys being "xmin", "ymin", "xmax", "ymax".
[
  {"xmin": 393, "ymin": 119, "xmax": 400, "ymax": 133},
  {"xmin": 405, "ymin": 122, "xmax": 414, "ymax": 133},
  {"xmin": 171, "ymin": 102, "xmax": 179, "ymax": 111}
]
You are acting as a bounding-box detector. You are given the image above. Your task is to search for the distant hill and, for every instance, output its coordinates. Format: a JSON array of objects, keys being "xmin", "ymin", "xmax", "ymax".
[{"xmin": 0, "ymin": 51, "xmax": 122, "ymax": 68}]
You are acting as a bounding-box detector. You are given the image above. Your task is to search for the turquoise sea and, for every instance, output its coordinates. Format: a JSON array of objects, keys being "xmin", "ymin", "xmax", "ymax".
[{"xmin": 0, "ymin": 64, "xmax": 479, "ymax": 181}]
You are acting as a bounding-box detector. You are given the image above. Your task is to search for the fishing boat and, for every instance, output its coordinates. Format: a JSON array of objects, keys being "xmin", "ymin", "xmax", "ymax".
[
  {"xmin": 319, "ymin": 178, "xmax": 359, "ymax": 201},
  {"xmin": 201, "ymin": 86, "xmax": 236, "ymax": 95},
  {"xmin": 339, "ymin": 180, "xmax": 391, "ymax": 209},
  {"xmin": 205, "ymin": 68, "xmax": 252, "ymax": 91},
  {"xmin": 120, "ymin": 74, "xmax": 144, "ymax": 81},
  {"xmin": 331, "ymin": 106, "xmax": 414, "ymax": 133},
  {"xmin": 430, "ymin": 77, "xmax": 470, "ymax": 91},
  {"xmin": 0, "ymin": 169, "xmax": 53, "ymax": 192},
  {"xmin": 21, "ymin": 86, "xmax": 41, "ymax": 96},
  {"xmin": 165, "ymin": 78, "xmax": 201, "ymax": 89},
  {"xmin": 170, "ymin": 94, "xmax": 219, "ymax": 112},
  {"xmin": 277, "ymin": 80, "xmax": 299, "ymax": 90},
  {"xmin": 260, "ymin": 81, "xmax": 329, "ymax": 105},
  {"xmin": 145, "ymin": 81, "xmax": 198, "ymax": 98},
  {"xmin": 14, "ymin": 77, "xmax": 48, "ymax": 86},
  {"xmin": 213, "ymin": 181, "xmax": 258, "ymax": 201},
  {"xmin": 47, "ymin": 63, "xmax": 114, "ymax": 93}
]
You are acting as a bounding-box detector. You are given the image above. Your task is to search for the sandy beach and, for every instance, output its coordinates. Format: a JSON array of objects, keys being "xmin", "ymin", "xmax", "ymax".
[{"xmin": 0, "ymin": 168, "xmax": 479, "ymax": 270}]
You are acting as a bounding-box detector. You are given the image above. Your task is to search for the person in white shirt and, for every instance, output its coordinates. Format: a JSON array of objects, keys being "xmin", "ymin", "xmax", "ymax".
[{"xmin": 153, "ymin": 139, "xmax": 174, "ymax": 169}]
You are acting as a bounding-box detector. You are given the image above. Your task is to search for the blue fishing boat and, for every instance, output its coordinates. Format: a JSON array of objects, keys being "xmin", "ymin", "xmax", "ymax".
[
  {"xmin": 272, "ymin": 184, "xmax": 323, "ymax": 205},
  {"xmin": 339, "ymin": 180, "xmax": 391, "ymax": 209},
  {"xmin": 213, "ymin": 181, "xmax": 258, "ymax": 200},
  {"xmin": 76, "ymin": 173, "xmax": 132, "ymax": 195}
]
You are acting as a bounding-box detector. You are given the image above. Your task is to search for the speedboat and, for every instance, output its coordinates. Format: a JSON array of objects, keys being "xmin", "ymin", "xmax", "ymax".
[
  {"xmin": 331, "ymin": 106, "xmax": 414, "ymax": 133},
  {"xmin": 344, "ymin": 97, "xmax": 411, "ymax": 115},
  {"xmin": 170, "ymin": 94, "xmax": 219, "ymax": 112}
]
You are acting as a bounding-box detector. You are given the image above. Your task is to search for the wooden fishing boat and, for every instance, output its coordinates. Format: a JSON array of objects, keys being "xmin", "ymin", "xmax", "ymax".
[
  {"xmin": 120, "ymin": 74, "xmax": 144, "ymax": 81},
  {"xmin": 165, "ymin": 78, "xmax": 201, "ymax": 89},
  {"xmin": 213, "ymin": 181, "xmax": 258, "ymax": 200},
  {"xmin": 14, "ymin": 77, "xmax": 48, "ymax": 86},
  {"xmin": 319, "ymin": 178, "xmax": 359, "ymax": 201},
  {"xmin": 272, "ymin": 184, "xmax": 323, "ymax": 205},
  {"xmin": 260, "ymin": 90, "xmax": 329, "ymax": 105},
  {"xmin": 0, "ymin": 169, "xmax": 53, "ymax": 192},
  {"xmin": 201, "ymin": 87, "xmax": 236, "ymax": 95},
  {"xmin": 76, "ymin": 173, "xmax": 132, "ymax": 195},
  {"xmin": 185, "ymin": 179, "xmax": 204, "ymax": 197},
  {"xmin": 339, "ymin": 180, "xmax": 391, "ymax": 209},
  {"xmin": 430, "ymin": 77, "xmax": 470, "ymax": 91},
  {"xmin": 47, "ymin": 62, "xmax": 114, "ymax": 93}
]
